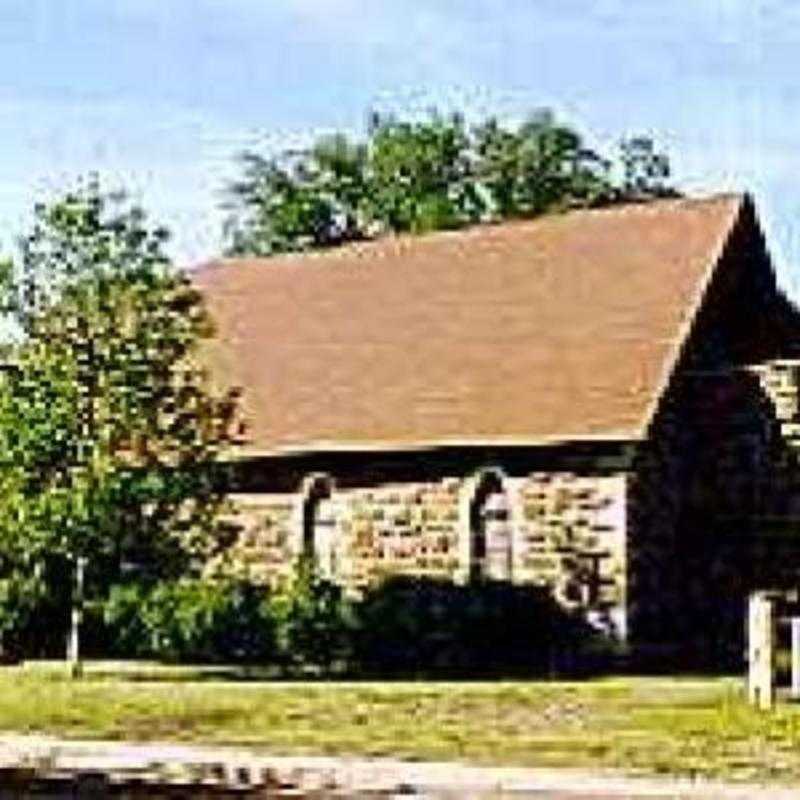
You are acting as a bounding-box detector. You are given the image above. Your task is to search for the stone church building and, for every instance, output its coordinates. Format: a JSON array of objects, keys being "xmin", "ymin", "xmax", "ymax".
[{"xmin": 195, "ymin": 194, "xmax": 800, "ymax": 661}]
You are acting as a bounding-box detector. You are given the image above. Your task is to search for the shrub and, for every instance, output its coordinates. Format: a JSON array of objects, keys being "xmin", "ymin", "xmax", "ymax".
[
  {"xmin": 104, "ymin": 578, "xmax": 275, "ymax": 664},
  {"xmin": 104, "ymin": 564, "xmax": 357, "ymax": 670},
  {"xmin": 0, "ymin": 573, "xmax": 47, "ymax": 662},
  {"xmin": 352, "ymin": 576, "xmax": 594, "ymax": 677},
  {"xmin": 103, "ymin": 582, "xmax": 152, "ymax": 657},
  {"xmin": 102, "ymin": 567, "xmax": 614, "ymax": 676},
  {"xmin": 268, "ymin": 559, "xmax": 357, "ymax": 673}
]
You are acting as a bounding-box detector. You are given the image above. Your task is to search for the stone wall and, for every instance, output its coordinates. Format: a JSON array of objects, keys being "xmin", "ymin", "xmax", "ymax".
[
  {"xmin": 750, "ymin": 359, "xmax": 800, "ymax": 458},
  {"xmin": 626, "ymin": 358, "xmax": 800, "ymax": 663},
  {"xmin": 214, "ymin": 466, "xmax": 629, "ymax": 640},
  {"xmin": 754, "ymin": 360, "xmax": 800, "ymax": 420},
  {"xmin": 626, "ymin": 369, "xmax": 772, "ymax": 659},
  {"xmin": 515, "ymin": 473, "xmax": 627, "ymax": 638},
  {"xmin": 206, "ymin": 493, "xmax": 296, "ymax": 586},
  {"xmin": 336, "ymin": 479, "xmax": 462, "ymax": 587},
  {"xmin": 747, "ymin": 358, "xmax": 800, "ymax": 583}
]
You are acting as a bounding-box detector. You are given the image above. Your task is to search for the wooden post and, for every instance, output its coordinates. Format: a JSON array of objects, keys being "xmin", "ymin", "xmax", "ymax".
[
  {"xmin": 748, "ymin": 592, "xmax": 775, "ymax": 710},
  {"xmin": 791, "ymin": 617, "xmax": 800, "ymax": 701}
]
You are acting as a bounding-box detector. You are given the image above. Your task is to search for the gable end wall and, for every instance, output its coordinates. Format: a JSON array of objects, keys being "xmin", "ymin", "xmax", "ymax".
[{"xmin": 626, "ymin": 199, "xmax": 800, "ymax": 664}]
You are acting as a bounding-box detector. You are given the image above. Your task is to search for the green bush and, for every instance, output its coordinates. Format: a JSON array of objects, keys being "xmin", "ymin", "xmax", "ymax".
[
  {"xmin": 352, "ymin": 576, "xmax": 598, "ymax": 677},
  {"xmin": 103, "ymin": 564, "xmax": 356, "ymax": 670},
  {"xmin": 0, "ymin": 573, "xmax": 48, "ymax": 662},
  {"xmin": 101, "ymin": 567, "xmax": 614, "ymax": 676},
  {"xmin": 104, "ymin": 578, "xmax": 275, "ymax": 664},
  {"xmin": 268, "ymin": 559, "xmax": 357, "ymax": 673},
  {"xmin": 103, "ymin": 583, "xmax": 151, "ymax": 657}
]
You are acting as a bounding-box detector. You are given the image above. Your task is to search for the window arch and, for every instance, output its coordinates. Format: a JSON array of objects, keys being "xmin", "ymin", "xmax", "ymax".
[
  {"xmin": 300, "ymin": 474, "xmax": 338, "ymax": 579},
  {"xmin": 468, "ymin": 469, "xmax": 512, "ymax": 582}
]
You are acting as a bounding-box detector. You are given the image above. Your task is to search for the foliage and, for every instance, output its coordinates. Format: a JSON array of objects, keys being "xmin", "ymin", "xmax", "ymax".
[
  {"xmin": 224, "ymin": 135, "xmax": 369, "ymax": 256},
  {"xmin": 619, "ymin": 135, "xmax": 675, "ymax": 198},
  {"xmin": 104, "ymin": 578, "xmax": 274, "ymax": 663},
  {"xmin": 224, "ymin": 108, "xmax": 677, "ymax": 256},
  {"xmin": 352, "ymin": 576, "xmax": 600, "ymax": 677},
  {"xmin": 364, "ymin": 112, "xmax": 483, "ymax": 234},
  {"xmin": 102, "ymin": 560, "xmax": 355, "ymax": 670},
  {"xmin": 268, "ymin": 558, "xmax": 356, "ymax": 672},
  {"xmin": 0, "ymin": 176, "xmax": 240, "ymax": 648},
  {"xmin": 473, "ymin": 109, "xmax": 612, "ymax": 218},
  {"xmin": 0, "ymin": 571, "xmax": 46, "ymax": 659},
  {"xmin": 97, "ymin": 561, "xmax": 613, "ymax": 675},
  {"xmin": 102, "ymin": 583, "xmax": 151, "ymax": 656}
]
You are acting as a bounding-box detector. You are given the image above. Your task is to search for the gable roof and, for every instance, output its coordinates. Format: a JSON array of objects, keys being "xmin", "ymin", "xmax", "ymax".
[{"xmin": 194, "ymin": 194, "xmax": 748, "ymax": 456}]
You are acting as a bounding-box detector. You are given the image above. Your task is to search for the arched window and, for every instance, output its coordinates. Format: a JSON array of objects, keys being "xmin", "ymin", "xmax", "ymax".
[
  {"xmin": 468, "ymin": 470, "xmax": 512, "ymax": 582},
  {"xmin": 301, "ymin": 474, "xmax": 338, "ymax": 579}
]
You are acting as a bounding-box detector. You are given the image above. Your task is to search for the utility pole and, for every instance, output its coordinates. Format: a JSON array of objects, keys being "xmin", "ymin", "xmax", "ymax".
[{"xmin": 67, "ymin": 554, "xmax": 87, "ymax": 678}]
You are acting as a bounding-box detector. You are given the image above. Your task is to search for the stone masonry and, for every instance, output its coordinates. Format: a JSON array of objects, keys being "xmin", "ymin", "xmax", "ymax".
[{"xmin": 213, "ymin": 467, "xmax": 630, "ymax": 641}]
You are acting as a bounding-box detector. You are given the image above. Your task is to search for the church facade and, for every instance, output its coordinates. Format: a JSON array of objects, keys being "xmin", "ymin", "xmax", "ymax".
[{"xmin": 195, "ymin": 194, "xmax": 800, "ymax": 661}]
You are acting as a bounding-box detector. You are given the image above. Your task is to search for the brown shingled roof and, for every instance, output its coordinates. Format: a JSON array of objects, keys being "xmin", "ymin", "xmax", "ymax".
[{"xmin": 194, "ymin": 194, "xmax": 745, "ymax": 456}]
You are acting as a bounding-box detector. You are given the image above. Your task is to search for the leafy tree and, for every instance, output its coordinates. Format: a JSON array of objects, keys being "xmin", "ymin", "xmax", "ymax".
[
  {"xmin": 224, "ymin": 153, "xmax": 337, "ymax": 256},
  {"xmin": 619, "ymin": 136, "xmax": 674, "ymax": 199},
  {"xmin": 474, "ymin": 109, "xmax": 612, "ymax": 218},
  {"xmin": 309, "ymin": 133, "xmax": 370, "ymax": 240},
  {"xmin": 0, "ymin": 176, "xmax": 240, "ymax": 655},
  {"xmin": 223, "ymin": 108, "xmax": 677, "ymax": 257},
  {"xmin": 364, "ymin": 112, "xmax": 484, "ymax": 234},
  {"xmin": 224, "ymin": 134, "xmax": 369, "ymax": 256}
]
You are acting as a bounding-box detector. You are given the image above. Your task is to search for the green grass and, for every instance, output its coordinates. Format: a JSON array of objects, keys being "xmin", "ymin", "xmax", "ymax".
[{"xmin": 3, "ymin": 664, "xmax": 800, "ymax": 782}]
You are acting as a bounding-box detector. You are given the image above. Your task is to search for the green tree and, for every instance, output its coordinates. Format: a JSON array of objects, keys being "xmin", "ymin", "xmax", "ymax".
[
  {"xmin": 309, "ymin": 133, "xmax": 370, "ymax": 240},
  {"xmin": 224, "ymin": 111, "xmax": 485, "ymax": 254},
  {"xmin": 474, "ymin": 110, "xmax": 612, "ymax": 218},
  {"xmin": 224, "ymin": 134, "xmax": 369, "ymax": 256},
  {"xmin": 224, "ymin": 152, "xmax": 337, "ymax": 256},
  {"xmin": 619, "ymin": 136, "xmax": 674, "ymax": 199},
  {"xmin": 365, "ymin": 111, "xmax": 484, "ymax": 234},
  {"xmin": 0, "ymin": 176, "xmax": 239, "ymax": 657},
  {"xmin": 223, "ymin": 108, "xmax": 677, "ymax": 257}
]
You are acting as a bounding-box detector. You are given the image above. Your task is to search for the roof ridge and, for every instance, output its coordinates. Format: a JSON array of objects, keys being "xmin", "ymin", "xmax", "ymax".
[{"xmin": 193, "ymin": 193, "xmax": 744, "ymax": 274}]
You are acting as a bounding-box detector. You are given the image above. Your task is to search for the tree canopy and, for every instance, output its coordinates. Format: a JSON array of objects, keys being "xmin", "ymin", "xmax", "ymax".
[
  {"xmin": 0, "ymin": 177, "xmax": 239, "ymax": 654},
  {"xmin": 223, "ymin": 109, "xmax": 676, "ymax": 257}
]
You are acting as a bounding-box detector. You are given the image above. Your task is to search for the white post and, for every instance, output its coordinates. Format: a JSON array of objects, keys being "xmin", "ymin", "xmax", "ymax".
[
  {"xmin": 747, "ymin": 592, "xmax": 775, "ymax": 710},
  {"xmin": 791, "ymin": 617, "xmax": 800, "ymax": 700},
  {"xmin": 67, "ymin": 555, "xmax": 86, "ymax": 678}
]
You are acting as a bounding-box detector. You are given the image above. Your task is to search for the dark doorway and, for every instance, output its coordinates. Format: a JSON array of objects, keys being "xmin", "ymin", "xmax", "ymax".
[
  {"xmin": 469, "ymin": 470, "xmax": 511, "ymax": 582},
  {"xmin": 302, "ymin": 475, "xmax": 337, "ymax": 577}
]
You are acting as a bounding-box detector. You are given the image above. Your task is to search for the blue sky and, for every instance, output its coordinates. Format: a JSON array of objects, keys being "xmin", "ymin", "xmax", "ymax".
[{"xmin": 1, "ymin": 1, "xmax": 799, "ymax": 295}]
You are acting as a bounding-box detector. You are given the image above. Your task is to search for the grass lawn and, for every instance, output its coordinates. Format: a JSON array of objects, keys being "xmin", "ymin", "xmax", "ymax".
[{"xmin": 2, "ymin": 663, "xmax": 800, "ymax": 782}]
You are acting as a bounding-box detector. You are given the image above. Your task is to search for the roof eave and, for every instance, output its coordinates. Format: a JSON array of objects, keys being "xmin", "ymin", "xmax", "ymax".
[{"xmin": 220, "ymin": 432, "xmax": 643, "ymax": 462}]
